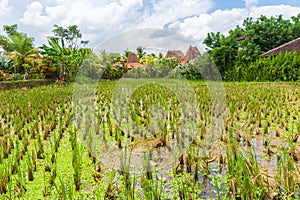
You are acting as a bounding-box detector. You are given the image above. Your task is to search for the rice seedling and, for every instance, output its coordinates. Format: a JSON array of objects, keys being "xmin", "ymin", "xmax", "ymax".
[
  {"xmin": 70, "ymin": 128, "xmax": 83, "ymax": 191},
  {"xmin": 0, "ymin": 82, "xmax": 298, "ymax": 199}
]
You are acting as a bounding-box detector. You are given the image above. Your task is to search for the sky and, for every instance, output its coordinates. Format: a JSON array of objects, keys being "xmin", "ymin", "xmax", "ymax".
[{"xmin": 0, "ymin": 0, "xmax": 300, "ymax": 52}]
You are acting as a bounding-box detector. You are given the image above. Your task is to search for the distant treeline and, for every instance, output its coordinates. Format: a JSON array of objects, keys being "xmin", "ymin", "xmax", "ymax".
[{"xmin": 203, "ymin": 14, "xmax": 300, "ymax": 82}]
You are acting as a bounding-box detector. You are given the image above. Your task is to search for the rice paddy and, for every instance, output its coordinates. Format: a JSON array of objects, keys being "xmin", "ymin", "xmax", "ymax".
[{"xmin": 0, "ymin": 81, "xmax": 299, "ymax": 199}]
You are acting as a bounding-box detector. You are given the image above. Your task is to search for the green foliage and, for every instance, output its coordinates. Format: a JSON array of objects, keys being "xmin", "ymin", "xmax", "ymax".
[
  {"xmin": 225, "ymin": 52, "xmax": 300, "ymax": 82},
  {"xmin": 83, "ymin": 48, "xmax": 215, "ymax": 80},
  {"xmin": 79, "ymin": 52, "xmax": 103, "ymax": 79},
  {"xmin": 174, "ymin": 63, "xmax": 200, "ymax": 80},
  {"xmin": 0, "ymin": 82, "xmax": 299, "ymax": 198},
  {"xmin": 101, "ymin": 65, "xmax": 128, "ymax": 80},
  {"xmin": 204, "ymin": 14, "xmax": 300, "ymax": 78},
  {"xmin": 39, "ymin": 38, "xmax": 67, "ymax": 80},
  {"xmin": 0, "ymin": 24, "xmax": 19, "ymax": 52},
  {"xmin": 0, "ymin": 55, "xmax": 14, "ymax": 73},
  {"xmin": 97, "ymin": 50, "xmax": 127, "ymax": 80},
  {"xmin": 51, "ymin": 24, "xmax": 88, "ymax": 50},
  {"xmin": 3, "ymin": 24, "xmax": 18, "ymax": 36},
  {"xmin": 172, "ymin": 53, "xmax": 221, "ymax": 80},
  {"xmin": 0, "ymin": 24, "xmax": 38, "ymax": 74},
  {"xmin": 242, "ymin": 15, "xmax": 295, "ymax": 52},
  {"xmin": 0, "ymin": 24, "xmax": 35, "ymax": 53},
  {"xmin": 136, "ymin": 46, "xmax": 146, "ymax": 60},
  {"xmin": 39, "ymin": 38, "xmax": 91, "ymax": 82}
]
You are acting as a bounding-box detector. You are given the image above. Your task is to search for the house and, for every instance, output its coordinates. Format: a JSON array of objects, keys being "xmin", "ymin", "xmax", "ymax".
[
  {"xmin": 165, "ymin": 50, "xmax": 186, "ymax": 63},
  {"xmin": 126, "ymin": 53, "xmax": 144, "ymax": 69},
  {"xmin": 262, "ymin": 37, "xmax": 300, "ymax": 57},
  {"xmin": 165, "ymin": 46, "xmax": 201, "ymax": 64},
  {"xmin": 237, "ymin": 35, "xmax": 247, "ymax": 41},
  {"xmin": 185, "ymin": 46, "xmax": 201, "ymax": 63}
]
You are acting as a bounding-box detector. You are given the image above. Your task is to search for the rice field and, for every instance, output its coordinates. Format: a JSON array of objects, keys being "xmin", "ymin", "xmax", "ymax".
[{"xmin": 0, "ymin": 81, "xmax": 299, "ymax": 199}]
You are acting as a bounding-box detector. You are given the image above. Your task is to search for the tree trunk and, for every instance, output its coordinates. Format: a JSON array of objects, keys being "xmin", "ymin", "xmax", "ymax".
[
  {"xmin": 69, "ymin": 65, "xmax": 72, "ymax": 82},
  {"xmin": 60, "ymin": 60, "xmax": 65, "ymax": 82}
]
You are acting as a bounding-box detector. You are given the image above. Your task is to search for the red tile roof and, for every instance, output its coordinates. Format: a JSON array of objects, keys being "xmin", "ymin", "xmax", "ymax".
[
  {"xmin": 185, "ymin": 46, "xmax": 201, "ymax": 62},
  {"xmin": 165, "ymin": 50, "xmax": 185, "ymax": 62},
  {"xmin": 126, "ymin": 53, "xmax": 143, "ymax": 69},
  {"xmin": 165, "ymin": 47, "xmax": 201, "ymax": 64},
  {"xmin": 262, "ymin": 37, "xmax": 300, "ymax": 57}
]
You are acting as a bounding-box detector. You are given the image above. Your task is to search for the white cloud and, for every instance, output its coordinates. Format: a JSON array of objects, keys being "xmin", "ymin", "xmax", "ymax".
[
  {"xmin": 14, "ymin": 0, "xmax": 300, "ymax": 50},
  {"xmin": 165, "ymin": 8, "xmax": 248, "ymax": 50},
  {"xmin": 244, "ymin": 0, "xmax": 259, "ymax": 9},
  {"xmin": 165, "ymin": 3, "xmax": 300, "ymax": 50},
  {"xmin": 20, "ymin": 0, "xmax": 144, "ymax": 28},
  {"xmin": 20, "ymin": 1, "xmax": 52, "ymax": 26},
  {"xmin": 0, "ymin": 0, "xmax": 12, "ymax": 16},
  {"xmin": 20, "ymin": 0, "xmax": 145, "ymax": 44},
  {"xmin": 249, "ymin": 4, "xmax": 300, "ymax": 19},
  {"xmin": 207, "ymin": 8, "xmax": 248, "ymax": 34},
  {"xmin": 19, "ymin": 0, "xmax": 213, "ymax": 46},
  {"xmin": 65, "ymin": 0, "xmax": 143, "ymax": 28},
  {"xmin": 137, "ymin": 0, "xmax": 213, "ymax": 28}
]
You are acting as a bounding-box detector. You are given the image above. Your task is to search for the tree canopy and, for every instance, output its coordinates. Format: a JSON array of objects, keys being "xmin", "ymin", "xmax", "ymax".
[
  {"xmin": 50, "ymin": 24, "xmax": 89, "ymax": 50},
  {"xmin": 203, "ymin": 14, "xmax": 300, "ymax": 76},
  {"xmin": 0, "ymin": 24, "xmax": 38, "ymax": 74},
  {"xmin": 38, "ymin": 24, "xmax": 91, "ymax": 82}
]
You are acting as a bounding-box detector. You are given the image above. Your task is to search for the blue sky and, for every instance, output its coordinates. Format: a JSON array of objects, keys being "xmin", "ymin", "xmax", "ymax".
[
  {"xmin": 0, "ymin": 0, "xmax": 300, "ymax": 51},
  {"xmin": 257, "ymin": 0, "xmax": 300, "ymax": 7},
  {"xmin": 211, "ymin": 0, "xmax": 245, "ymax": 11},
  {"xmin": 212, "ymin": 0, "xmax": 300, "ymax": 11}
]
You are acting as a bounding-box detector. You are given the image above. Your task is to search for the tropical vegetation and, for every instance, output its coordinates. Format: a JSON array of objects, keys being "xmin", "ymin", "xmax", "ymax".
[
  {"xmin": 1, "ymin": 14, "xmax": 299, "ymax": 82},
  {"xmin": 204, "ymin": 14, "xmax": 300, "ymax": 81},
  {"xmin": 0, "ymin": 13, "xmax": 300, "ymax": 200},
  {"xmin": 0, "ymin": 82, "xmax": 299, "ymax": 199}
]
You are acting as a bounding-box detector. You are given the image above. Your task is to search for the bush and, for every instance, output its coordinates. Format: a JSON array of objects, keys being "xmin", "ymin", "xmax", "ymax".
[
  {"xmin": 225, "ymin": 52, "xmax": 300, "ymax": 82},
  {"xmin": 0, "ymin": 70, "xmax": 5, "ymax": 80},
  {"xmin": 0, "ymin": 56, "xmax": 14, "ymax": 74}
]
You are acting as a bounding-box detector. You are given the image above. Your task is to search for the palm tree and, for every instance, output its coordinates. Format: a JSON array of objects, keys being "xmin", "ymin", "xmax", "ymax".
[{"xmin": 1, "ymin": 32, "xmax": 38, "ymax": 74}]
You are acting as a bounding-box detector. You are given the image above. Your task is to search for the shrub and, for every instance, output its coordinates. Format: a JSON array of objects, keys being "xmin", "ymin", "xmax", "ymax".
[
  {"xmin": 225, "ymin": 52, "xmax": 300, "ymax": 82},
  {"xmin": 0, "ymin": 70, "xmax": 5, "ymax": 80}
]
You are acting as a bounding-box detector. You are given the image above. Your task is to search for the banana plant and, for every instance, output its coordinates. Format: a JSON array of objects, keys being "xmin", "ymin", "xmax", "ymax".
[
  {"xmin": 40, "ymin": 38, "xmax": 90, "ymax": 82},
  {"xmin": 68, "ymin": 48, "xmax": 91, "ymax": 81},
  {"xmin": 0, "ymin": 55, "xmax": 14, "ymax": 74},
  {"xmin": 40, "ymin": 38, "xmax": 69, "ymax": 81}
]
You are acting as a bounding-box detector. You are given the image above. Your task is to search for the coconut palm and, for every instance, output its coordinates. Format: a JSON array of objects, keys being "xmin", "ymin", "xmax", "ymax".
[{"xmin": 1, "ymin": 30, "xmax": 38, "ymax": 74}]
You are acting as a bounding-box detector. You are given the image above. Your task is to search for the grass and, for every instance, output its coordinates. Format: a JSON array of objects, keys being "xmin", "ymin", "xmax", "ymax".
[{"xmin": 0, "ymin": 81, "xmax": 299, "ymax": 199}]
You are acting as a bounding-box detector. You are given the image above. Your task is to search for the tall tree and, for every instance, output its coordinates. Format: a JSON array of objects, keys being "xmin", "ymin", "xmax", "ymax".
[
  {"xmin": 136, "ymin": 46, "xmax": 146, "ymax": 60},
  {"xmin": 51, "ymin": 24, "xmax": 89, "ymax": 50},
  {"xmin": 3, "ymin": 24, "xmax": 18, "ymax": 36},
  {"xmin": 291, "ymin": 13, "xmax": 300, "ymax": 39},
  {"xmin": 0, "ymin": 24, "xmax": 38, "ymax": 74},
  {"xmin": 40, "ymin": 25, "xmax": 90, "ymax": 81},
  {"xmin": 203, "ymin": 14, "xmax": 300, "ymax": 77},
  {"xmin": 40, "ymin": 37, "xmax": 91, "ymax": 82}
]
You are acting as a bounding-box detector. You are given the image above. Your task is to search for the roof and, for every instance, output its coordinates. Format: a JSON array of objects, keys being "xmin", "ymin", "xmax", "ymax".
[
  {"xmin": 126, "ymin": 62, "xmax": 144, "ymax": 69},
  {"xmin": 237, "ymin": 35, "xmax": 247, "ymax": 41},
  {"xmin": 127, "ymin": 53, "xmax": 140, "ymax": 63},
  {"xmin": 165, "ymin": 50, "xmax": 185, "ymax": 61},
  {"xmin": 185, "ymin": 46, "xmax": 201, "ymax": 62},
  {"xmin": 262, "ymin": 37, "xmax": 300, "ymax": 57},
  {"xmin": 126, "ymin": 53, "xmax": 143, "ymax": 69}
]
